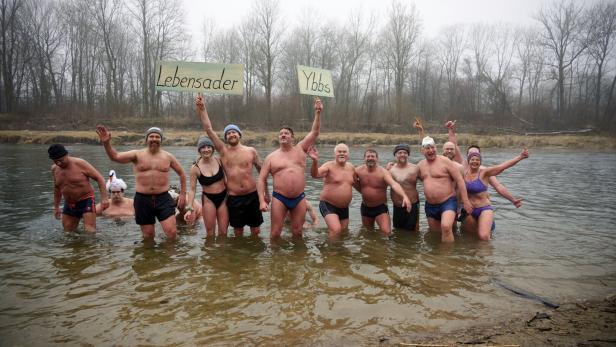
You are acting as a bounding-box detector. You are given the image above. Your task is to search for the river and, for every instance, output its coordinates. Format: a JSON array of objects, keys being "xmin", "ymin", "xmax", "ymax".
[{"xmin": 0, "ymin": 143, "xmax": 615, "ymax": 345}]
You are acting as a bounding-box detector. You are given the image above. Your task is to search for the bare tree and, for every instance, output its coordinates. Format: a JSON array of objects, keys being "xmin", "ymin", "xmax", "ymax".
[
  {"xmin": 381, "ymin": 0, "xmax": 420, "ymax": 124},
  {"xmin": 437, "ymin": 24, "xmax": 466, "ymax": 115},
  {"xmin": 536, "ymin": 0, "xmax": 588, "ymax": 119},
  {"xmin": 251, "ymin": 0, "xmax": 283, "ymax": 122},
  {"xmin": 586, "ymin": 0, "xmax": 616, "ymax": 124}
]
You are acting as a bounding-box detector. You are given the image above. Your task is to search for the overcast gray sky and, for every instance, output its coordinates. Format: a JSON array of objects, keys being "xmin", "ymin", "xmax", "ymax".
[{"xmin": 183, "ymin": 0, "xmax": 558, "ymax": 40}]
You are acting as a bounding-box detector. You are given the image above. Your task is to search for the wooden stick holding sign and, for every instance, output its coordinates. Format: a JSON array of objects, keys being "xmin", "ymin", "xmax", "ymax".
[
  {"xmin": 155, "ymin": 61, "xmax": 244, "ymax": 95},
  {"xmin": 297, "ymin": 65, "xmax": 335, "ymax": 98}
]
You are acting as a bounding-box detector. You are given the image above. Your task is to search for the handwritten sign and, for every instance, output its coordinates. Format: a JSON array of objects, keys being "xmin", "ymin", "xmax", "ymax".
[
  {"xmin": 155, "ymin": 61, "xmax": 244, "ymax": 95},
  {"xmin": 297, "ymin": 65, "xmax": 335, "ymax": 98}
]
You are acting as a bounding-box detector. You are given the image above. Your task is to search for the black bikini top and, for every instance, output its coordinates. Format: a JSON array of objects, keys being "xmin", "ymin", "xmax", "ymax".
[{"xmin": 195, "ymin": 159, "xmax": 224, "ymax": 186}]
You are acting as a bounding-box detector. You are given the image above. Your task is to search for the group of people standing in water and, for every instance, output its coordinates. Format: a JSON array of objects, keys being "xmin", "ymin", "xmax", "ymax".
[{"xmin": 49, "ymin": 93, "xmax": 528, "ymax": 242}]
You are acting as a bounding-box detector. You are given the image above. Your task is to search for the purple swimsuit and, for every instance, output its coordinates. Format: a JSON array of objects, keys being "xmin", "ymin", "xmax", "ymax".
[{"xmin": 465, "ymin": 169, "xmax": 494, "ymax": 219}]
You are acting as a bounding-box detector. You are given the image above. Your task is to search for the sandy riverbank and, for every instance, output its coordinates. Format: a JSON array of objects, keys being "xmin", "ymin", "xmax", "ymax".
[
  {"xmin": 1, "ymin": 130, "xmax": 616, "ymax": 149},
  {"xmin": 383, "ymin": 295, "xmax": 616, "ymax": 346}
]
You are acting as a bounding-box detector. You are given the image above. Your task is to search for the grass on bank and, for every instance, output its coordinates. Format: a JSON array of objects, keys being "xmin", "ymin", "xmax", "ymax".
[{"xmin": 0, "ymin": 129, "xmax": 615, "ymax": 149}]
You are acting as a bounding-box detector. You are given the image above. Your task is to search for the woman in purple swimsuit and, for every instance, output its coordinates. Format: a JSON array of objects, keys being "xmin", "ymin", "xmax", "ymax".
[
  {"xmin": 185, "ymin": 136, "xmax": 229, "ymax": 236},
  {"xmin": 462, "ymin": 148, "xmax": 529, "ymax": 240}
]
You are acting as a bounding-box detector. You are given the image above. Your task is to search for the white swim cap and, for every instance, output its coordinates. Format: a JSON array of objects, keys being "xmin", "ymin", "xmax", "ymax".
[{"xmin": 421, "ymin": 136, "xmax": 436, "ymax": 147}]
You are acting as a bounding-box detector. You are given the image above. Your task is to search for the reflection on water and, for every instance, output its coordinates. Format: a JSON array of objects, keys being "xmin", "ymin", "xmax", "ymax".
[{"xmin": 0, "ymin": 144, "xmax": 615, "ymax": 345}]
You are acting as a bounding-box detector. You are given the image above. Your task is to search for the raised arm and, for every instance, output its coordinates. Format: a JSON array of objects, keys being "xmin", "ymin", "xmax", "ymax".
[
  {"xmin": 307, "ymin": 146, "xmax": 327, "ymax": 178},
  {"xmin": 169, "ymin": 154, "xmax": 187, "ymax": 210},
  {"xmin": 445, "ymin": 120, "xmax": 463, "ymax": 164},
  {"xmin": 80, "ymin": 159, "xmax": 109, "ymax": 210},
  {"xmin": 96, "ymin": 125, "xmax": 138, "ymax": 164},
  {"xmin": 298, "ymin": 97, "xmax": 322, "ymax": 152},
  {"xmin": 483, "ymin": 149, "xmax": 529, "ymax": 178},
  {"xmin": 488, "ymin": 175, "xmax": 523, "ymax": 208},
  {"xmin": 195, "ymin": 93, "xmax": 225, "ymax": 152},
  {"xmin": 257, "ymin": 156, "xmax": 271, "ymax": 211},
  {"xmin": 184, "ymin": 165, "xmax": 199, "ymax": 222},
  {"xmin": 413, "ymin": 117, "xmax": 425, "ymax": 143}
]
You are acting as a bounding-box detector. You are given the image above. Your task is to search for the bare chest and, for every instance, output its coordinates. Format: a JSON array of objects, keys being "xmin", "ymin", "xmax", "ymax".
[
  {"xmin": 270, "ymin": 149, "xmax": 306, "ymax": 174},
  {"xmin": 358, "ymin": 169, "xmax": 386, "ymax": 189},
  {"xmin": 135, "ymin": 153, "xmax": 170, "ymax": 173}
]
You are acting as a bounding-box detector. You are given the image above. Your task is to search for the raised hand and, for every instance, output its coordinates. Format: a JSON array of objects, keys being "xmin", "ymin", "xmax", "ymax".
[
  {"xmin": 314, "ymin": 97, "xmax": 323, "ymax": 113},
  {"xmin": 413, "ymin": 117, "xmax": 423, "ymax": 130},
  {"xmin": 195, "ymin": 93, "xmax": 205, "ymax": 111},
  {"xmin": 520, "ymin": 148, "xmax": 529, "ymax": 159},
  {"xmin": 95, "ymin": 125, "xmax": 111, "ymax": 143},
  {"xmin": 445, "ymin": 120, "xmax": 456, "ymax": 130},
  {"xmin": 307, "ymin": 146, "xmax": 319, "ymax": 161}
]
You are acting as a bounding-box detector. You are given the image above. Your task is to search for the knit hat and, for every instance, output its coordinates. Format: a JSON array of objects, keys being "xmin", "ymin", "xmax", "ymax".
[
  {"xmin": 393, "ymin": 143, "xmax": 410, "ymax": 155},
  {"xmin": 197, "ymin": 136, "xmax": 214, "ymax": 151},
  {"xmin": 223, "ymin": 124, "xmax": 242, "ymax": 139},
  {"xmin": 146, "ymin": 127, "xmax": 163, "ymax": 140},
  {"xmin": 48, "ymin": 144, "xmax": 68, "ymax": 160}
]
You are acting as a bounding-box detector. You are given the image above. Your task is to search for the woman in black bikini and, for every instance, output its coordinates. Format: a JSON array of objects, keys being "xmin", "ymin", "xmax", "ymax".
[{"xmin": 185, "ymin": 136, "xmax": 229, "ymax": 236}]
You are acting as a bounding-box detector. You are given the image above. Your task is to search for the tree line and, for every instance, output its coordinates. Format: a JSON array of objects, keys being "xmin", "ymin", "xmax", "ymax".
[{"xmin": 1, "ymin": 0, "xmax": 616, "ymax": 133}]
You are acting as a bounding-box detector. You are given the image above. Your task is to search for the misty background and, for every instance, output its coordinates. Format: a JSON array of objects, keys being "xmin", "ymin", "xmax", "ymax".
[{"xmin": 1, "ymin": 0, "xmax": 615, "ymax": 133}]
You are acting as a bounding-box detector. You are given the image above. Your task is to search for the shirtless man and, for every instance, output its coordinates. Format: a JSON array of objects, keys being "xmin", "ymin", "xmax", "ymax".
[
  {"xmin": 194, "ymin": 93, "xmax": 265, "ymax": 236},
  {"xmin": 95, "ymin": 175, "xmax": 134, "ymax": 217},
  {"xmin": 388, "ymin": 144, "xmax": 420, "ymax": 231},
  {"xmin": 308, "ymin": 143, "xmax": 356, "ymax": 238},
  {"xmin": 355, "ymin": 149, "xmax": 411, "ymax": 235},
  {"xmin": 257, "ymin": 97, "xmax": 322, "ymax": 238},
  {"xmin": 49, "ymin": 144, "xmax": 109, "ymax": 232},
  {"xmin": 417, "ymin": 136, "xmax": 472, "ymax": 242},
  {"xmin": 445, "ymin": 120, "xmax": 523, "ymax": 208},
  {"xmin": 95, "ymin": 126, "xmax": 186, "ymax": 240}
]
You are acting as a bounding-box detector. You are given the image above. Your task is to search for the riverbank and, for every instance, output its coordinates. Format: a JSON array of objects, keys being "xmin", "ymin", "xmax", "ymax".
[
  {"xmin": 1, "ymin": 129, "xmax": 615, "ymax": 148},
  {"xmin": 385, "ymin": 295, "xmax": 616, "ymax": 346}
]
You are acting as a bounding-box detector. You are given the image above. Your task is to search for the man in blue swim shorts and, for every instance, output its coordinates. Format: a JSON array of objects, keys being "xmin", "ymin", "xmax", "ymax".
[
  {"xmin": 417, "ymin": 136, "xmax": 472, "ymax": 242},
  {"xmin": 257, "ymin": 97, "xmax": 322, "ymax": 238},
  {"xmin": 49, "ymin": 144, "xmax": 109, "ymax": 232}
]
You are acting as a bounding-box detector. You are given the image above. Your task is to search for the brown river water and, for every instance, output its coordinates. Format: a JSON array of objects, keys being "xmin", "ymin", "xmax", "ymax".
[{"xmin": 0, "ymin": 144, "xmax": 615, "ymax": 345}]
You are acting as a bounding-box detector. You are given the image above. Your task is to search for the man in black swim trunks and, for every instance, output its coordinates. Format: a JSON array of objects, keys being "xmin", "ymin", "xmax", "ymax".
[
  {"xmin": 308, "ymin": 143, "xmax": 356, "ymax": 239},
  {"xmin": 96, "ymin": 125, "xmax": 186, "ymax": 240},
  {"xmin": 195, "ymin": 93, "xmax": 265, "ymax": 236},
  {"xmin": 388, "ymin": 144, "xmax": 420, "ymax": 231},
  {"xmin": 354, "ymin": 149, "xmax": 411, "ymax": 235},
  {"xmin": 49, "ymin": 144, "xmax": 109, "ymax": 232}
]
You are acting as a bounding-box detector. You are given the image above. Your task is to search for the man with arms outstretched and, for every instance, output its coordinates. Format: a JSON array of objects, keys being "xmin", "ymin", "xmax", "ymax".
[
  {"xmin": 95, "ymin": 126, "xmax": 186, "ymax": 240},
  {"xmin": 195, "ymin": 93, "xmax": 265, "ymax": 236},
  {"xmin": 308, "ymin": 143, "xmax": 356, "ymax": 239},
  {"xmin": 355, "ymin": 149, "xmax": 411, "ymax": 236},
  {"xmin": 257, "ymin": 98, "xmax": 322, "ymax": 238},
  {"xmin": 49, "ymin": 144, "xmax": 109, "ymax": 232}
]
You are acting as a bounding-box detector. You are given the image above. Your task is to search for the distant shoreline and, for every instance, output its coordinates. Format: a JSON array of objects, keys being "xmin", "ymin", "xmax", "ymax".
[{"xmin": 1, "ymin": 130, "xmax": 615, "ymax": 149}]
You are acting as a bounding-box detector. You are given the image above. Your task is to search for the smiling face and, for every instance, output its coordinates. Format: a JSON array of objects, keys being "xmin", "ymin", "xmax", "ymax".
[
  {"xmin": 334, "ymin": 144, "xmax": 349, "ymax": 164},
  {"xmin": 468, "ymin": 155, "xmax": 482, "ymax": 169},
  {"xmin": 443, "ymin": 142, "xmax": 456, "ymax": 160},
  {"xmin": 395, "ymin": 149, "xmax": 408, "ymax": 164},
  {"xmin": 199, "ymin": 145, "xmax": 214, "ymax": 158},
  {"xmin": 225, "ymin": 130, "xmax": 240, "ymax": 146},
  {"xmin": 422, "ymin": 145, "xmax": 437, "ymax": 161},
  {"xmin": 278, "ymin": 128, "xmax": 294, "ymax": 146},
  {"xmin": 364, "ymin": 150, "xmax": 378, "ymax": 168},
  {"xmin": 146, "ymin": 133, "xmax": 161, "ymax": 149}
]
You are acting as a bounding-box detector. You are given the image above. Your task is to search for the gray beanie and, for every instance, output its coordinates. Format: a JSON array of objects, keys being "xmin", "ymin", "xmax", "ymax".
[
  {"xmin": 197, "ymin": 136, "xmax": 214, "ymax": 151},
  {"xmin": 146, "ymin": 127, "xmax": 163, "ymax": 140}
]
